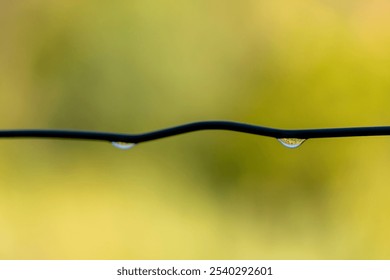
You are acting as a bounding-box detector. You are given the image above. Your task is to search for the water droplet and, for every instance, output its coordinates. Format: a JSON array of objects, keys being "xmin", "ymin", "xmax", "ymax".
[
  {"xmin": 277, "ymin": 138, "xmax": 306, "ymax": 148},
  {"xmin": 112, "ymin": 142, "xmax": 136, "ymax": 150}
]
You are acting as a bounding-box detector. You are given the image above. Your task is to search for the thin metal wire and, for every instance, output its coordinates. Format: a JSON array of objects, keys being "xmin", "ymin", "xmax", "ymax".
[{"xmin": 1, "ymin": 121, "xmax": 390, "ymax": 144}]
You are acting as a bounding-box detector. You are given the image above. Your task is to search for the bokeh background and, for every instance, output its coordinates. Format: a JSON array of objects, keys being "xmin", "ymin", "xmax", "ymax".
[{"xmin": 1, "ymin": 0, "xmax": 390, "ymax": 259}]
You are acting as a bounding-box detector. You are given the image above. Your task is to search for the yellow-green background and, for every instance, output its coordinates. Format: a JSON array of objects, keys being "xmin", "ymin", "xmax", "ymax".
[{"xmin": 1, "ymin": 0, "xmax": 390, "ymax": 259}]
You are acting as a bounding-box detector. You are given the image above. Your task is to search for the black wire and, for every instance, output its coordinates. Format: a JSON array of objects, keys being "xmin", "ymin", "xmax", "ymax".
[{"xmin": 1, "ymin": 121, "xmax": 390, "ymax": 144}]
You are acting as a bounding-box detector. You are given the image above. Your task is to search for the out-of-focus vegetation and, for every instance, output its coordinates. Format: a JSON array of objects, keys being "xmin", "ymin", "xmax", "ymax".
[{"xmin": 1, "ymin": 0, "xmax": 390, "ymax": 259}]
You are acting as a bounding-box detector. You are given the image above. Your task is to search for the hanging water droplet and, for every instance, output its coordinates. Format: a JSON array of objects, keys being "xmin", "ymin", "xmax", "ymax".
[
  {"xmin": 277, "ymin": 138, "xmax": 306, "ymax": 148},
  {"xmin": 112, "ymin": 142, "xmax": 136, "ymax": 150}
]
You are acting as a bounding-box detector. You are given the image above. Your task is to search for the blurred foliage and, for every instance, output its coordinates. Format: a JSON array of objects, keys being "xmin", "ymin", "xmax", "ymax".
[{"xmin": 1, "ymin": 0, "xmax": 390, "ymax": 259}]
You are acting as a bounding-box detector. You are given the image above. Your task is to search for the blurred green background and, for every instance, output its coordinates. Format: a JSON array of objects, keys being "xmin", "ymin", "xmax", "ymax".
[{"xmin": 1, "ymin": 0, "xmax": 390, "ymax": 259}]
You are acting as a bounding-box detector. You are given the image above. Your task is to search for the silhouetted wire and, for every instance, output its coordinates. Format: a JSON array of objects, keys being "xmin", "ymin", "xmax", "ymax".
[{"xmin": 1, "ymin": 121, "xmax": 390, "ymax": 144}]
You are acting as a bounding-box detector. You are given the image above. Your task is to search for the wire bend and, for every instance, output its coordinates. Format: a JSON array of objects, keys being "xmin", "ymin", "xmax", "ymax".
[{"xmin": 1, "ymin": 121, "xmax": 390, "ymax": 144}]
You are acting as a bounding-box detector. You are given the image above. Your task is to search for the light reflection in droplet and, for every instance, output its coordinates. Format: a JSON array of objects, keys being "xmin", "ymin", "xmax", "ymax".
[
  {"xmin": 112, "ymin": 142, "xmax": 136, "ymax": 150},
  {"xmin": 277, "ymin": 138, "xmax": 306, "ymax": 149}
]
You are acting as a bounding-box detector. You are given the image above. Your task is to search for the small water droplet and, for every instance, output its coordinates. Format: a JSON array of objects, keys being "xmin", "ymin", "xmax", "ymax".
[
  {"xmin": 112, "ymin": 142, "xmax": 136, "ymax": 150},
  {"xmin": 277, "ymin": 138, "xmax": 306, "ymax": 148}
]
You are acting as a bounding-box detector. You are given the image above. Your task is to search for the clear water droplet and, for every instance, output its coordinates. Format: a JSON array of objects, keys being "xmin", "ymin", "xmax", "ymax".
[
  {"xmin": 112, "ymin": 142, "xmax": 136, "ymax": 150},
  {"xmin": 277, "ymin": 138, "xmax": 306, "ymax": 148}
]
